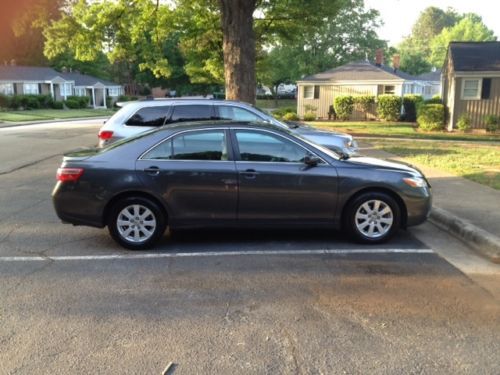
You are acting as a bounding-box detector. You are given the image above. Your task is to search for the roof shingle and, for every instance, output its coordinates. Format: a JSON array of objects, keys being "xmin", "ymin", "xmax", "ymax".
[{"xmin": 449, "ymin": 42, "xmax": 500, "ymax": 71}]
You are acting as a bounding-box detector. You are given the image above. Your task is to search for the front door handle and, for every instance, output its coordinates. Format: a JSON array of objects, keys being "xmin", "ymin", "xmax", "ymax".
[
  {"xmin": 144, "ymin": 166, "xmax": 160, "ymax": 176},
  {"xmin": 240, "ymin": 169, "xmax": 258, "ymax": 179}
]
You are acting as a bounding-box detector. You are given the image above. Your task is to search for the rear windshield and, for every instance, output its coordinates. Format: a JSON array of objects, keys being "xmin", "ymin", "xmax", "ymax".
[{"xmin": 99, "ymin": 128, "xmax": 158, "ymax": 153}]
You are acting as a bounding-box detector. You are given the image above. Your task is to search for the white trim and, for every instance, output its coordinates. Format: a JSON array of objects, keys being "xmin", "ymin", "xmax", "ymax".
[
  {"xmin": 297, "ymin": 79, "xmax": 406, "ymax": 85},
  {"xmin": 461, "ymin": 78, "xmax": 482, "ymax": 100},
  {"xmin": 303, "ymin": 85, "xmax": 314, "ymax": 99},
  {"xmin": 454, "ymin": 71, "xmax": 500, "ymax": 78}
]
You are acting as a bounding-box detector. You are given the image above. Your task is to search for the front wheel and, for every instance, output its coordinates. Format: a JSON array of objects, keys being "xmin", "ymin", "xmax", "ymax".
[
  {"xmin": 108, "ymin": 197, "xmax": 166, "ymax": 250},
  {"xmin": 345, "ymin": 192, "xmax": 401, "ymax": 244}
]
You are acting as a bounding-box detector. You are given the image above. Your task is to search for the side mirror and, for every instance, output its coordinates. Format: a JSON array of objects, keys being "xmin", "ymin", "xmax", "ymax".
[{"xmin": 303, "ymin": 155, "xmax": 320, "ymax": 167}]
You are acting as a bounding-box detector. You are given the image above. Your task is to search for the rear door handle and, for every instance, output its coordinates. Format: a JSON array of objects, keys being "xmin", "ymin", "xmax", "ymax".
[
  {"xmin": 144, "ymin": 166, "xmax": 160, "ymax": 176},
  {"xmin": 240, "ymin": 169, "xmax": 258, "ymax": 179}
]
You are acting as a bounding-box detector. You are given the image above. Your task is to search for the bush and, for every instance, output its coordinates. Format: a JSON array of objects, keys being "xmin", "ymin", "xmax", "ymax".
[
  {"xmin": 35, "ymin": 94, "xmax": 53, "ymax": 108},
  {"xmin": 417, "ymin": 104, "xmax": 445, "ymax": 131},
  {"xmin": 484, "ymin": 115, "xmax": 499, "ymax": 132},
  {"xmin": 0, "ymin": 94, "xmax": 10, "ymax": 108},
  {"xmin": 9, "ymin": 96, "xmax": 21, "ymax": 109},
  {"xmin": 51, "ymin": 101, "xmax": 64, "ymax": 109},
  {"xmin": 402, "ymin": 94, "xmax": 423, "ymax": 122},
  {"xmin": 377, "ymin": 95, "xmax": 402, "ymax": 121},
  {"xmin": 333, "ymin": 95, "xmax": 354, "ymax": 120},
  {"xmin": 424, "ymin": 96, "xmax": 442, "ymax": 105},
  {"xmin": 282, "ymin": 112, "xmax": 299, "ymax": 121},
  {"xmin": 272, "ymin": 106, "xmax": 296, "ymax": 119},
  {"xmin": 106, "ymin": 97, "xmax": 113, "ymax": 109},
  {"xmin": 457, "ymin": 113, "xmax": 472, "ymax": 132},
  {"xmin": 117, "ymin": 95, "xmax": 130, "ymax": 102},
  {"xmin": 303, "ymin": 112, "xmax": 316, "ymax": 121},
  {"xmin": 64, "ymin": 98, "xmax": 81, "ymax": 109},
  {"xmin": 353, "ymin": 95, "xmax": 375, "ymax": 115}
]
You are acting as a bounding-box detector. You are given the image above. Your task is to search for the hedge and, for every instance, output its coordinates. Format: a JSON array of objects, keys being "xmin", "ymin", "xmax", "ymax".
[
  {"xmin": 457, "ymin": 113, "xmax": 471, "ymax": 132},
  {"xmin": 417, "ymin": 104, "xmax": 445, "ymax": 131},
  {"xmin": 303, "ymin": 112, "xmax": 316, "ymax": 121},
  {"xmin": 272, "ymin": 106, "xmax": 296, "ymax": 119},
  {"xmin": 0, "ymin": 94, "xmax": 55, "ymax": 110},
  {"xmin": 484, "ymin": 115, "xmax": 499, "ymax": 132},
  {"xmin": 377, "ymin": 95, "xmax": 402, "ymax": 121},
  {"xmin": 402, "ymin": 94, "xmax": 423, "ymax": 122},
  {"xmin": 282, "ymin": 112, "xmax": 299, "ymax": 121},
  {"xmin": 333, "ymin": 95, "xmax": 354, "ymax": 120},
  {"xmin": 64, "ymin": 96, "xmax": 89, "ymax": 109}
]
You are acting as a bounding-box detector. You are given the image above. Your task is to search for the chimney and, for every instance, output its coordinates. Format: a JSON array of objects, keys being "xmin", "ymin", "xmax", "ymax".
[
  {"xmin": 61, "ymin": 66, "xmax": 68, "ymax": 73},
  {"xmin": 392, "ymin": 54, "xmax": 400, "ymax": 71},
  {"xmin": 10, "ymin": 59, "xmax": 16, "ymax": 66},
  {"xmin": 375, "ymin": 49, "xmax": 383, "ymax": 67}
]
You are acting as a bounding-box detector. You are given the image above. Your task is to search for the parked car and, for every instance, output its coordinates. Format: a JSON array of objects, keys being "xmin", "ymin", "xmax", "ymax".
[
  {"xmin": 97, "ymin": 99, "xmax": 358, "ymax": 156},
  {"xmin": 53, "ymin": 121, "xmax": 431, "ymax": 250}
]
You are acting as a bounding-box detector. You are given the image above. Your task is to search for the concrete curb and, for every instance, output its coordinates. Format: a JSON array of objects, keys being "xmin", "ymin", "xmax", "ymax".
[
  {"xmin": 0, "ymin": 117, "xmax": 109, "ymax": 128},
  {"xmin": 429, "ymin": 207, "xmax": 500, "ymax": 264}
]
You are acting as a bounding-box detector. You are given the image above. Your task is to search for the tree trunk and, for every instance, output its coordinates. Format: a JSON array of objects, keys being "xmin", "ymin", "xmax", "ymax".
[{"xmin": 219, "ymin": 0, "xmax": 256, "ymax": 104}]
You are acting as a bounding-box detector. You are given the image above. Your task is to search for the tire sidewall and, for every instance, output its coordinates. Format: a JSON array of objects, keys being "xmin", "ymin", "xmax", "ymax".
[
  {"xmin": 346, "ymin": 192, "xmax": 401, "ymax": 244},
  {"xmin": 108, "ymin": 197, "xmax": 166, "ymax": 250}
]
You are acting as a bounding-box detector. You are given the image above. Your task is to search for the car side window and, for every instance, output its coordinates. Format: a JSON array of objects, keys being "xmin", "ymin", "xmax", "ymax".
[
  {"xmin": 170, "ymin": 105, "xmax": 213, "ymax": 122},
  {"xmin": 125, "ymin": 106, "xmax": 170, "ymax": 126},
  {"xmin": 235, "ymin": 131, "xmax": 310, "ymax": 163},
  {"xmin": 218, "ymin": 106, "xmax": 262, "ymax": 122},
  {"xmin": 142, "ymin": 131, "xmax": 228, "ymax": 161}
]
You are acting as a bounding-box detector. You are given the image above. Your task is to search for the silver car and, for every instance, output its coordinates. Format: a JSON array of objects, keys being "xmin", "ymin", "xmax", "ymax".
[{"xmin": 97, "ymin": 99, "xmax": 358, "ymax": 155}]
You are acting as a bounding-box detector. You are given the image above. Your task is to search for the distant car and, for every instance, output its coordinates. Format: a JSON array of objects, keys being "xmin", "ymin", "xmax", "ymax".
[
  {"xmin": 97, "ymin": 99, "xmax": 358, "ymax": 156},
  {"xmin": 54, "ymin": 121, "xmax": 431, "ymax": 250}
]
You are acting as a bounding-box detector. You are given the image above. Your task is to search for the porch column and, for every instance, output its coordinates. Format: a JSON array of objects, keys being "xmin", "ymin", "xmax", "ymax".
[
  {"xmin": 92, "ymin": 87, "xmax": 96, "ymax": 109},
  {"xmin": 103, "ymin": 88, "xmax": 107, "ymax": 109},
  {"xmin": 50, "ymin": 82, "xmax": 54, "ymax": 100}
]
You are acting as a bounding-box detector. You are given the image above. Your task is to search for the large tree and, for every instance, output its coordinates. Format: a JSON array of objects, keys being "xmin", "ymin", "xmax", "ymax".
[{"xmin": 429, "ymin": 14, "xmax": 497, "ymax": 67}]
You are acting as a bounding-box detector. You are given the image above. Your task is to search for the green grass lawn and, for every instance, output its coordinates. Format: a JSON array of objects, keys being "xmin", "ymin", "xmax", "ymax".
[
  {"xmin": 255, "ymin": 99, "xmax": 297, "ymax": 109},
  {"xmin": 311, "ymin": 121, "xmax": 500, "ymax": 142},
  {"xmin": 370, "ymin": 139, "xmax": 500, "ymax": 190},
  {"xmin": 0, "ymin": 108, "xmax": 116, "ymax": 123}
]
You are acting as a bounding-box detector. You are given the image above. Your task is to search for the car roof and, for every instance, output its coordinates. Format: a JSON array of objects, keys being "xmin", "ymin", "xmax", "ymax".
[
  {"xmin": 117, "ymin": 98, "xmax": 256, "ymax": 109},
  {"xmin": 156, "ymin": 120, "xmax": 290, "ymax": 134}
]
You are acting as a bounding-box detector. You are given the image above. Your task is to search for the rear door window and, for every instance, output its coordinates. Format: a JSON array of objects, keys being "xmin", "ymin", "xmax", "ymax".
[
  {"xmin": 125, "ymin": 106, "xmax": 170, "ymax": 127},
  {"xmin": 169, "ymin": 105, "xmax": 214, "ymax": 123}
]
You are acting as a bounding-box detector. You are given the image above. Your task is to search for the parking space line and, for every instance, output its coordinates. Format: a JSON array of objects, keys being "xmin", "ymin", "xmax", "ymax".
[{"xmin": 0, "ymin": 248, "xmax": 434, "ymax": 262}]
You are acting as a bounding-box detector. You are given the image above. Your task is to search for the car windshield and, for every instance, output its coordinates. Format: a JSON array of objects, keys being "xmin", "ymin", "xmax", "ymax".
[{"xmin": 290, "ymin": 133, "xmax": 341, "ymax": 160}]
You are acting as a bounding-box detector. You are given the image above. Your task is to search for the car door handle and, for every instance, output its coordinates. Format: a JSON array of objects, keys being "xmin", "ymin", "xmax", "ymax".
[
  {"xmin": 144, "ymin": 166, "xmax": 160, "ymax": 176},
  {"xmin": 240, "ymin": 169, "xmax": 258, "ymax": 179}
]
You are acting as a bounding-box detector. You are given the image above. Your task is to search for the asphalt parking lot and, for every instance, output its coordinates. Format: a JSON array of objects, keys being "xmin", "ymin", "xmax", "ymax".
[{"xmin": 1, "ymin": 121, "xmax": 499, "ymax": 374}]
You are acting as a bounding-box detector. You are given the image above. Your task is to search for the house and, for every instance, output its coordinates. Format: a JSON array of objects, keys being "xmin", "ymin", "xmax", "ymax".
[
  {"xmin": 416, "ymin": 69, "xmax": 442, "ymax": 99},
  {"xmin": 442, "ymin": 42, "xmax": 500, "ymax": 130},
  {"xmin": 0, "ymin": 65, "xmax": 123, "ymax": 108},
  {"xmin": 296, "ymin": 60, "xmax": 439, "ymax": 120}
]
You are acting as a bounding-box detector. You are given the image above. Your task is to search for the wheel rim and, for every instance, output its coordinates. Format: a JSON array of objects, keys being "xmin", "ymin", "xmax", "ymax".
[
  {"xmin": 355, "ymin": 199, "xmax": 393, "ymax": 239},
  {"xmin": 116, "ymin": 204, "xmax": 157, "ymax": 243}
]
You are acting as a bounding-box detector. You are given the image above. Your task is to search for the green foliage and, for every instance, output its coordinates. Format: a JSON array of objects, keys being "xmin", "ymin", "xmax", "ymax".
[
  {"xmin": 334, "ymin": 95, "xmax": 354, "ymax": 120},
  {"xmin": 303, "ymin": 112, "xmax": 317, "ymax": 121},
  {"xmin": 0, "ymin": 94, "xmax": 11, "ymax": 108},
  {"xmin": 424, "ymin": 96, "xmax": 442, "ymax": 105},
  {"xmin": 283, "ymin": 112, "xmax": 299, "ymax": 121},
  {"xmin": 64, "ymin": 98, "xmax": 81, "ymax": 109},
  {"xmin": 402, "ymin": 95, "xmax": 424, "ymax": 122},
  {"xmin": 399, "ymin": 51, "xmax": 432, "ymax": 76},
  {"xmin": 64, "ymin": 96, "xmax": 88, "ymax": 109},
  {"xmin": 353, "ymin": 95, "xmax": 375, "ymax": 118},
  {"xmin": 484, "ymin": 115, "xmax": 499, "ymax": 132},
  {"xmin": 272, "ymin": 107, "xmax": 296, "ymax": 119},
  {"xmin": 0, "ymin": 95, "xmax": 55, "ymax": 110},
  {"xmin": 377, "ymin": 95, "xmax": 402, "ymax": 121},
  {"xmin": 457, "ymin": 113, "xmax": 472, "ymax": 132},
  {"xmin": 417, "ymin": 104, "xmax": 445, "ymax": 131},
  {"xmin": 429, "ymin": 14, "xmax": 497, "ymax": 67},
  {"xmin": 51, "ymin": 101, "xmax": 64, "ymax": 109}
]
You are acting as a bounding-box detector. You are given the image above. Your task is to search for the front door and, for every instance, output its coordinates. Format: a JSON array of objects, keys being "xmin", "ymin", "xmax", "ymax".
[
  {"xmin": 136, "ymin": 129, "xmax": 238, "ymax": 225},
  {"xmin": 232, "ymin": 129, "xmax": 338, "ymax": 223}
]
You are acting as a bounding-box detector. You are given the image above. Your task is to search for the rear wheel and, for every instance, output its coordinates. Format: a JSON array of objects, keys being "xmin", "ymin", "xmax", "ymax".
[
  {"xmin": 345, "ymin": 192, "xmax": 400, "ymax": 244},
  {"xmin": 108, "ymin": 197, "xmax": 166, "ymax": 250}
]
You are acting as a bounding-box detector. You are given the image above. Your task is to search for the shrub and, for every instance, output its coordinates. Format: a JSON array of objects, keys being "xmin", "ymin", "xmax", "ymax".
[
  {"xmin": 303, "ymin": 112, "xmax": 316, "ymax": 121},
  {"xmin": 106, "ymin": 97, "xmax": 113, "ymax": 109},
  {"xmin": 353, "ymin": 95, "xmax": 375, "ymax": 117},
  {"xmin": 8, "ymin": 96, "xmax": 21, "ymax": 109},
  {"xmin": 282, "ymin": 112, "xmax": 299, "ymax": 121},
  {"xmin": 304, "ymin": 104, "xmax": 317, "ymax": 113},
  {"xmin": 35, "ymin": 94, "xmax": 53, "ymax": 108},
  {"xmin": 272, "ymin": 106, "xmax": 296, "ymax": 119},
  {"xmin": 64, "ymin": 98, "xmax": 81, "ymax": 109},
  {"xmin": 334, "ymin": 95, "xmax": 354, "ymax": 120},
  {"xmin": 417, "ymin": 104, "xmax": 445, "ymax": 131},
  {"xmin": 457, "ymin": 113, "xmax": 472, "ymax": 132},
  {"xmin": 25, "ymin": 96, "xmax": 41, "ymax": 109},
  {"xmin": 51, "ymin": 101, "xmax": 64, "ymax": 109},
  {"xmin": 402, "ymin": 94, "xmax": 423, "ymax": 122},
  {"xmin": 377, "ymin": 95, "xmax": 402, "ymax": 121},
  {"xmin": 0, "ymin": 94, "xmax": 10, "ymax": 108},
  {"xmin": 424, "ymin": 96, "xmax": 442, "ymax": 105},
  {"xmin": 117, "ymin": 95, "xmax": 130, "ymax": 102},
  {"xmin": 484, "ymin": 115, "xmax": 499, "ymax": 132}
]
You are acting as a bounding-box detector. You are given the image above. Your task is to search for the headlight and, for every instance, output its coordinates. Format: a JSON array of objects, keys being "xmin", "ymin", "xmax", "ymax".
[
  {"xmin": 344, "ymin": 139, "xmax": 353, "ymax": 147},
  {"xmin": 403, "ymin": 176, "xmax": 427, "ymax": 188}
]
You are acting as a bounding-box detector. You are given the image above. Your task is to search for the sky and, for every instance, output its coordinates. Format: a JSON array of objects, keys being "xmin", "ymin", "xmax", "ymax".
[{"xmin": 364, "ymin": 0, "xmax": 500, "ymax": 46}]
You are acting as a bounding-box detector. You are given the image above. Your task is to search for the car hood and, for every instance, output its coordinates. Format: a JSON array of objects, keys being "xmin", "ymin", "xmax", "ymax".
[
  {"xmin": 293, "ymin": 126, "xmax": 352, "ymax": 139},
  {"xmin": 344, "ymin": 156, "xmax": 421, "ymax": 174}
]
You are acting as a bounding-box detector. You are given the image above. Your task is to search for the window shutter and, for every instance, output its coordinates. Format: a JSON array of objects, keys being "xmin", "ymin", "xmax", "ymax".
[
  {"xmin": 481, "ymin": 78, "xmax": 491, "ymax": 99},
  {"xmin": 314, "ymin": 85, "xmax": 320, "ymax": 99}
]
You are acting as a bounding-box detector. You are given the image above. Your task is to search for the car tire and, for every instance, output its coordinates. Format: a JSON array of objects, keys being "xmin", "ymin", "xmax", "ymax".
[
  {"xmin": 107, "ymin": 197, "xmax": 166, "ymax": 250},
  {"xmin": 344, "ymin": 192, "xmax": 401, "ymax": 244}
]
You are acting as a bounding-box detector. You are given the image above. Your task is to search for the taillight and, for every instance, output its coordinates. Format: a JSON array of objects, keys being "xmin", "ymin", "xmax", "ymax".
[
  {"xmin": 57, "ymin": 168, "xmax": 84, "ymax": 182},
  {"xmin": 99, "ymin": 130, "xmax": 114, "ymax": 140}
]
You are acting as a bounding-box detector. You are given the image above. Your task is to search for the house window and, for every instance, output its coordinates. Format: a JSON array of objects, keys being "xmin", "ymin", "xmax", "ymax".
[
  {"xmin": 108, "ymin": 87, "xmax": 120, "ymax": 97},
  {"xmin": 60, "ymin": 83, "xmax": 72, "ymax": 97},
  {"xmin": 461, "ymin": 79, "xmax": 481, "ymax": 100},
  {"xmin": 303, "ymin": 86, "xmax": 314, "ymax": 99},
  {"xmin": 75, "ymin": 88, "xmax": 86, "ymax": 97},
  {"xmin": 383, "ymin": 85, "xmax": 395, "ymax": 95},
  {"xmin": 0, "ymin": 83, "xmax": 14, "ymax": 95},
  {"xmin": 23, "ymin": 83, "xmax": 39, "ymax": 95}
]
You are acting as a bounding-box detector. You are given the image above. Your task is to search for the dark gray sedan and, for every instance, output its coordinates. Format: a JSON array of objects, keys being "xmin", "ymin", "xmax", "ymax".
[{"xmin": 53, "ymin": 121, "xmax": 431, "ymax": 250}]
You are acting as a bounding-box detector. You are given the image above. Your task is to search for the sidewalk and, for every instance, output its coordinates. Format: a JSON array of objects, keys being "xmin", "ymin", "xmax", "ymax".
[{"xmin": 361, "ymin": 142, "xmax": 500, "ymax": 262}]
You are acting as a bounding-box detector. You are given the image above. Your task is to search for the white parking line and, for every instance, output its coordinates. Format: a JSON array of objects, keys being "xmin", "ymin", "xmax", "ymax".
[{"xmin": 0, "ymin": 248, "xmax": 434, "ymax": 262}]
